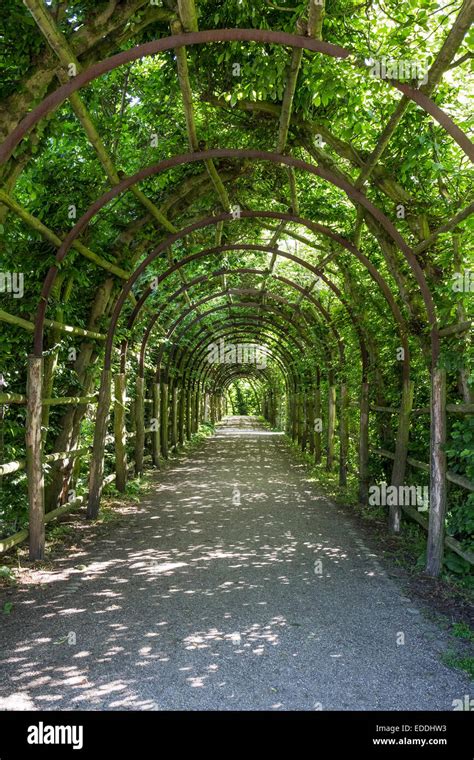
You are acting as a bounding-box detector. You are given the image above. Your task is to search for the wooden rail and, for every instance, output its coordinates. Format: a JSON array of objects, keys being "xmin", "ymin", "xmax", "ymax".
[
  {"xmin": 0, "ymin": 457, "xmax": 150, "ymax": 554},
  {"xmin": 370, "ymin": 447, "xmax": 473, "ymax": 566},
  {"xmin": 371, "ymin": 447, "xmax": 474, "ymax": 492}
]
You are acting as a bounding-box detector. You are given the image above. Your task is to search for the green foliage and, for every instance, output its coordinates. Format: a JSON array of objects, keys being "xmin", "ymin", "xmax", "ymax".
[
  {"xmin": 226, "ymin": 379, "xmax": 261, "ymax": 415},
  {"xmin": 452, "ymin": 622, "xmax": 474, "ymax": 642},
  {"xmin": 441, "ymin": 651, "xmax": 474, "ymax": 679},
  {"xmin": 0, "ymin": 0, "xmax": 472, "ymax": 577}
]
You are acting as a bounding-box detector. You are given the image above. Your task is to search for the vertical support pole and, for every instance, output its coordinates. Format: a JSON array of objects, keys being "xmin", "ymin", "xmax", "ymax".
[
  {"xmin": 426, "ymin": 366, "xmax": 447, "ymax": 577},
  {"xmin": 114, "ymin": 373, "xmax": 127, "ymax": 491},
  {"xmin": 292, "ymin": 390, "xmax": 299, "ymax": 440},
  {"xmin": 26, "ymin": 355, "xmax": 45, "ymax": 560},
  {"xmin": 160, "ymin": 376, "xmax": 169, "ymax": 459},
  {"xmin": 307, "ymin": 391, "xmax": 315, "ymax": 454},
  {"xmin": 390, "ymin": 379, "xmax": 414, "ymax": 532},
  {"xmin": 129, "ymin": 399, "xmax": 136, "ymax": 435},
  {"xmin": 152, "ymin": 381, "xmax": 161, "ymax": 467},
  {"xmin": 326, "ymin": 376, "xmax": 336, "ymax": 471},
  {"xmin": 170, "ymin": 383, "xmax": 178, "ymax": 451},
  {"xmin": 193, "ymin": 387, "xmax": 200, "ymax": 433},
  {"xmin": 178, "ymin": 384, "xmax": 186, "ymax": 445},
  {"xmin": 88, "ymin": 368, "xmax": 112, "ymax": 518},
  {"xmin": 186, "ymin": 387, "xmax": 192, "ymax": 439},
  {"xmin": 299, "ymin": 390, "xmax": 308, "ymax": 451},
  {"xmin": 286, "ymin": 391, "xmax": 293, "ymax": 436},
  {"xmin": 314, "ymin": 380, "xmax": 322, "ymax": 464},
  {"xmin": 135, "ymin": 375, "xmax": 145, "ymax": 476},
  {"xmin": 339, "ymin": 383, "xmax": 349, "ymax": 487},
  {"xmin": 358, "ymin": 380, "xmax": 370, "ymax": 504}
]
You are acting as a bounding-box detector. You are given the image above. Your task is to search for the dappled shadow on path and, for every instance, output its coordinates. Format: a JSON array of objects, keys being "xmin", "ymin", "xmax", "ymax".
[{"xmin": 0, "ymin": 418, "xmax": 468, "ymax": 711}]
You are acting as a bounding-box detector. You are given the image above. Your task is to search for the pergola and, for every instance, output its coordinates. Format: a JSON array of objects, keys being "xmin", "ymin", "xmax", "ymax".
[{"xmin": 0, "ymin": 0, "xmax": 472, "ymax": 578}]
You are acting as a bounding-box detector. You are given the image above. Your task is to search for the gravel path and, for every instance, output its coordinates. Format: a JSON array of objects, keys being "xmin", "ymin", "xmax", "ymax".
[{"xmin": 0, "ymin": 417, "xmax": 470, "ymax": 711}]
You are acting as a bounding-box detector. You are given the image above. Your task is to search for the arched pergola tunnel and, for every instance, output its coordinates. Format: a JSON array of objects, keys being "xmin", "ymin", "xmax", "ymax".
[{"xmin": 0, "ymin": 0, "xmax": 472, "ymax": 583}]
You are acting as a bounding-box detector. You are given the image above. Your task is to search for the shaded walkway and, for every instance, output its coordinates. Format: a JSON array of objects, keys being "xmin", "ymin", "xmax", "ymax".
[{"xmin": 0, "ymin": 418, "xmax": 469, "ymax": 710}]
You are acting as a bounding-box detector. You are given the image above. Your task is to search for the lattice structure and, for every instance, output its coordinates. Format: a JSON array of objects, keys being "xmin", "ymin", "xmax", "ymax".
[{"xmin": 0, "ymin": 0, "xmax": 472, "ymax": 578}]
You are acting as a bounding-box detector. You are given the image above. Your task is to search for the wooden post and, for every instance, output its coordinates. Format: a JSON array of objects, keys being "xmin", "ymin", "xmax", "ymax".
[
  {"xmin": 326, "ymin": 377, "xmax": 336, "ymax": 471},
  {"xmin": 88, "ymin": 368, "xmax": 112, "ymax": 518},
  {"xmin": 292, "ymin": 391, "xmax": 298, "ymax": 441},
  {"xmin": 129, "ymin": 399, "xmax": 136, "ymax": 435},
  {"xmin": 426, "ymin": 366, "xmax": 447, "ymax": 576},
  {"xmin": 114, "ymin": 373, "xmax": 127, "ymax": 491},
  {"xmin": 339, "ymin": 383, "xmax": 349, "ymax": 486},
  {"xmin": 298, "ymin": 391, "xmax": 305, "ymax": 449},
  {"xmin": 193, "ymin": 388, "xmax": 200, "ymax": 433},
  {"xmin": 307, "ymin": 391, "xmax": 315, "ymax": 454},
  {"xmin": 170, "ymin": 384, "xmax": 178, "ymax": 450},
  {"xmin": 286, "ymin": 392, "xmax": 293, "ymax": 436},
  {"xmin": 390, "ymin": 379, "xmax": 414, "ymax": 533},
  {"xmin": 135, "ymin": 375, "xmax": 145, "ymax": 475},
  {"xmin": 185, "ymin": 387, "xmax": 192, "ymax": 439},
  {"xmin": 178, "ymin": 384, "xmax": 185, "ymax": 445},
  {"xmin": 26, "ymin": 356, "xmax": 45, "ymax": 560},
  {"xmin": 314, "ymin": 383, "xmax": 322, "ymax": 464},
  {"xmin": 160, "ymin": 377, "xmax": 169, "ymax": 459},
  {"xmin": 358, "ymin": 381, "xmax": 370, "ymax": 504},
  {"xmin": 152, "ymin": 381, "xmax": 161, "ymax": 466}
]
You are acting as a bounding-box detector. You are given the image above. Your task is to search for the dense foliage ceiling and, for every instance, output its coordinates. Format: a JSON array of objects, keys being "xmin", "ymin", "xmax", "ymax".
[{"xmin": 0, "ymin": 0, "xmax": 472, "ymax": 569}]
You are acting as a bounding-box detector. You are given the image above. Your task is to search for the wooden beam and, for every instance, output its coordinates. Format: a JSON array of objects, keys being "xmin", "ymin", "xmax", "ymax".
[
  {"xmin": 134, "ymin": 376, "xmax": 145, "ymax": 475},
  {"xmin": 0, "ymin": 308, "xmax": 106, "ymax": 341},
  {"xmin": 114, "ymin": 373, "xmax": 127, "ymax": 491},
  {"xmin": 0, "ymin": 189, "xmax": 130, "ymax": 280},
  {"xmin": 26, "ymin": 356, "xmax": 45, "ymax": 560}
]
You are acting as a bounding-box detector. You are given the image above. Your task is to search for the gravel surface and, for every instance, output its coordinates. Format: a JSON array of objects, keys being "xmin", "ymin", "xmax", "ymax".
[{"xmin": 0, "ymin": 417, "xmax": 470, "ymax": 711}]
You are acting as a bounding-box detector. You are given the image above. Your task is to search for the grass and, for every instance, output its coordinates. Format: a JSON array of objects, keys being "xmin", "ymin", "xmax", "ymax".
[
  {"xmin": 441, "ymin": 651, "xmax": 474, "ymax": 679},
  {"xmin": 452, "ymin": 621, "xmax": 474, "ymax": 642}
]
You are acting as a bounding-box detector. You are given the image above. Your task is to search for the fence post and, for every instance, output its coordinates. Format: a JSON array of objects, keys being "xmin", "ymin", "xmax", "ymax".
[
  {"xmin": 26, "ymin": 355, "xmax": 45, "ymax": 560},
  {"xmin": 426, "ymin": 366, "xmax": 447, "ymax": 576},
  {"xmin": 358, "ymin": 380, "xmax": 370, "ymax": 504},
  {"xmin": 88, "ymin": 368, "xmax": 112, "ymax": 518},
  {"xmin": 135, "ymin": 374, "xmax": 145, "ymax": 475},
  {"xmin": 114, "ymin": 373, "xmax": 127, "ymax": 491}
]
